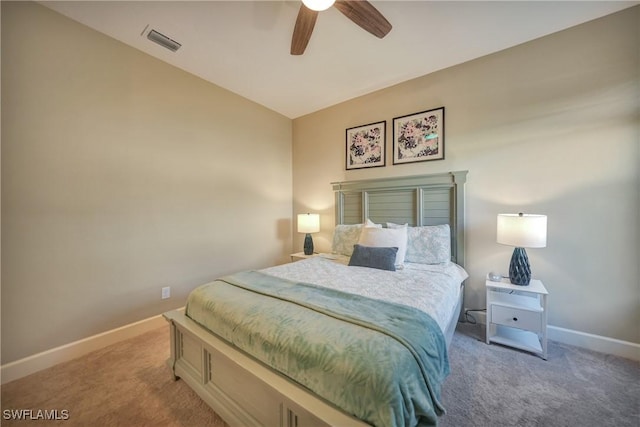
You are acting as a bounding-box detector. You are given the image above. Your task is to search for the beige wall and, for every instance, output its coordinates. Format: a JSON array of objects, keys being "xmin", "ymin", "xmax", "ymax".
[
  {"xmin": 1, "ymin": 2, "xmax": 292, "ymax": 363},
  {"xmin": 293, "ymin": 7, "xmax": 639, "ymax": 343}
]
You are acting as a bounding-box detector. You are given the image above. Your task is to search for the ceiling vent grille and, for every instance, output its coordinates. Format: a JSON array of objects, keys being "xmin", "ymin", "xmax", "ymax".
[{"xmin": 147, "ymin": 29, "xmax": 181, "ymax": 52}]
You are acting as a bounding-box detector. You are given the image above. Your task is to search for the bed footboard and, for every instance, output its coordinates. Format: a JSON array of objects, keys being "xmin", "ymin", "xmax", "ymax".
[{"xmin": 163, "ymin": 310, "xmax": 368, "ymax": 427}]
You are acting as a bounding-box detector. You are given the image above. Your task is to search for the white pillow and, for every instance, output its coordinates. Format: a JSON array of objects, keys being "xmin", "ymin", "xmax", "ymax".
[
  {"xmin": 389, "ymin": 223, "xmax": 451, "ymax": 264},
  {"xmin": 365, "ymin": 218, "xmax": 382, "ymax": 228},
  {"xmin": 386, "ymin": 222, "xmax": 408, "ymax": 229},
  {"xmin": 357, "ymin": 226, "xmax": 408, "ymax": 267}
]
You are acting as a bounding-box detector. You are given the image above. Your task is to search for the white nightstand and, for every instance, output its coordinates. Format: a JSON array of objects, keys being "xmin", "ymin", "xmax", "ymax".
[
  {"xmin": 290, "ymin": 252, "xmax": 317, "ymax": 262},
  {"xmin": 290, "ymin": 252, "xmax": 348, "ymax": 264},
  {"xmin": 485, "ymin": 277, "xmax": 548, "ymax": 359}
]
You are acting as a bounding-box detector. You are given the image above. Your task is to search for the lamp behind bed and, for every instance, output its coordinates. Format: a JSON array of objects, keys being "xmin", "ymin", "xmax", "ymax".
[{"xmin": 297, "ymin": 213, "xmax": 320, "ymax": 255}]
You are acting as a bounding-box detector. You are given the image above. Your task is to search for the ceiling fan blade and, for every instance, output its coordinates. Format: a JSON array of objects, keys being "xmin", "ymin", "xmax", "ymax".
[
  {"xmin": 334, "ymin": 0, "xmax": 392, "ymax": 39},
  {"xmin": 291, "ymin": 5, "xmax": 318, "ymax": 55}
]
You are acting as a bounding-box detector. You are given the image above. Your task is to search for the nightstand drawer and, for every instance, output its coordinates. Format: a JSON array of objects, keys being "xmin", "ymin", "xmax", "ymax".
[{"xmin": 491, "ymin": 305, "xmax": 542, "ymax": 333}]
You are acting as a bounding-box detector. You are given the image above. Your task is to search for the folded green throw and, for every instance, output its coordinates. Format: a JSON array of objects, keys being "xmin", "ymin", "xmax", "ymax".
[{"xmin": 186, "ymin": 270, "xmax": 450, "ymax": 427}]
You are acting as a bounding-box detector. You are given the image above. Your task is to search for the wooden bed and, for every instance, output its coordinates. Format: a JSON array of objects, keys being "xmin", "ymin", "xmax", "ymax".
[{"xmin": 164, "ymin": 171, "xmax": 467, "ymax": 427}]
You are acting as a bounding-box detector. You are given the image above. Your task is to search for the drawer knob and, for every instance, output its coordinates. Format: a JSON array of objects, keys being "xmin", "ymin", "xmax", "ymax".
[{"xmin": 513, "ymin": 317, "xmax": 518, "ymax": 321}]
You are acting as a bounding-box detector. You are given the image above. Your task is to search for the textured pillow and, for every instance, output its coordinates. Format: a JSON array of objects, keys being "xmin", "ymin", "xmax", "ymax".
[
  {"xmin": 331, "ymin": 224, "xmax": 363, "ymax": 256},
  {"xmin": 357, "ymin": 226, "xmax": 408, "ymax": 266},
  {"xmin": 348, "ymin": 244, "xmax": 398, "ymax": 271},
  {"xmin": 331, "ymin": 221, "xmax": 382, "ymax": 256},
  {"xmin": 389, "ymin": 223, "xmax": 451, "ymax": 264}
]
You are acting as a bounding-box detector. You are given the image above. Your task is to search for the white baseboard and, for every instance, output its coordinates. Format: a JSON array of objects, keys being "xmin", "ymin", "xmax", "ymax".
[
  {"xmin": 1, "ymin": 310, "xmax": 183, "ymax": 385},
  {"xmin": 463, "ymin": 309, "xmax": 486, "ymax": 325},
  {"xmin": 546, "ymin": 325, "xmax": 640, "ymax": 361},
  {"xmin": 462, "ymin": 308, "xmax": 639, "ymax": 361}
]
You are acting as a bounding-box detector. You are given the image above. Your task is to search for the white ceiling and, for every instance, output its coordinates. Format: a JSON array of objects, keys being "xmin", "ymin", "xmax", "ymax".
[{"xmin": 42, "ymin": 1, "xmax": 637, "ymax": 119}]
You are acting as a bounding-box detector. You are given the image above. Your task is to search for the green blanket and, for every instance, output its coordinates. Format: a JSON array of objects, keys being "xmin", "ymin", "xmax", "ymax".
[{"xmin": 186, "ymin": 270, "xmax": 450, "ymax": 427}]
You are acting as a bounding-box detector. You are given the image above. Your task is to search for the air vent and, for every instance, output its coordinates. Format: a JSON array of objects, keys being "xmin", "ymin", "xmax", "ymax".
[{"xmin": 146, "ymin": 29, "xmax": 181, "ymax": 52}]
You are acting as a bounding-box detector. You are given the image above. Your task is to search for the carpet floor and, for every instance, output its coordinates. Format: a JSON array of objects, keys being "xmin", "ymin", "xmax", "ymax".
[{"xmin": 1, "ymin": 322, "xmax": 638, "ymax": 426}]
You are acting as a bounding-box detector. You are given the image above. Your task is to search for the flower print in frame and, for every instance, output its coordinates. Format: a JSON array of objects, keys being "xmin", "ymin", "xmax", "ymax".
[
  {"xmin": 345, "ymin": 120, "xmax": 386, "ymax": 170},
  {"xmin": 393, "ymin": 107, "xmax": 445, "ymax": 164}
]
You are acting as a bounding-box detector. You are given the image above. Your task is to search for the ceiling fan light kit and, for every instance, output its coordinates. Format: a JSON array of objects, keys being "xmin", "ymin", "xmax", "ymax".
[
  {"xmin": 302, "ymin": 0, "xmax": 335, "ymax": 12},
  {"xmin": 291, "ymin": 0, "xmax": 392, "ymax": 55}
]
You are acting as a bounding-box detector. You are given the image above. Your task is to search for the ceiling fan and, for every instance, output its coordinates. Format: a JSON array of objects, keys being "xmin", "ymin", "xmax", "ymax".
[{"xmin": 291, "ymin": 0, "xmax": 392, "ymax": 55}]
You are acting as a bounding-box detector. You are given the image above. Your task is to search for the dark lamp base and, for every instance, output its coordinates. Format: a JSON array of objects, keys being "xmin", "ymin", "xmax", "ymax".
[
  {"xmin": 303, "ymin": 233, "xmax": 314, "ymax": 256},
  {"xmin": 509, "ymin": 247, "xmax": 531, "ymax": 286}
]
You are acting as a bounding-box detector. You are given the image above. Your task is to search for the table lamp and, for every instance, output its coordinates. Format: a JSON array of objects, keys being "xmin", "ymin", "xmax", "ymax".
[
  {"xmin": 497, "ymin": 213, "xmax": 547, "ymax": 286},
  {"xmin": 297, "ymin": 213, "xmax": 320, "ymax": 255}
]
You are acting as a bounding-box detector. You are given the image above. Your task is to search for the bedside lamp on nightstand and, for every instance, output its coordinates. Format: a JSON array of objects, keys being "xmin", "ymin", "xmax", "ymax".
[
  {"xmin": 497, "ymin": 213, "xmax": 547, "ymax": 286},
  {"xmin": 297, "ymin": 213, "xmax": 320, "ymax": 255}
]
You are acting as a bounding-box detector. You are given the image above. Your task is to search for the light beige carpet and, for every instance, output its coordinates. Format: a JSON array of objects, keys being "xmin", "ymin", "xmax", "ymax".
[
  {"xmin": 1, "ymin": 327, "xmax": 227, "ymax": 426},
  {"xmin": 2, "ymin": 323, "xmax": 638, "ymax": 426}
]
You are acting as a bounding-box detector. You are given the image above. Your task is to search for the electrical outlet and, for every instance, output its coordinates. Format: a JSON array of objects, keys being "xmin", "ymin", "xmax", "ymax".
[{"xmin": 161, "ymin": 286, "xmax": 171, "ymax": 299}]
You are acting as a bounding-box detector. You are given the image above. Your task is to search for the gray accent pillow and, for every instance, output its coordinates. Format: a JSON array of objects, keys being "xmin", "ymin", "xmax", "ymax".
[{"xmin": 348, "ymin": 244, "xmax": 398, "ymax": 271}]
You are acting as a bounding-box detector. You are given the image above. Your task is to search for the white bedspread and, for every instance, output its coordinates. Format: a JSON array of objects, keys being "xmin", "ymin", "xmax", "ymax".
[{"xmin": 260, "ymin": 256, "xmax": 468, "ymax": 332}]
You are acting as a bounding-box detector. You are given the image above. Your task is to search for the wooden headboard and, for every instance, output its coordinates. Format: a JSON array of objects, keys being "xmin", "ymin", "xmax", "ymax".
[{"xmin": 332, "ymin": 171, "xmax": 468, "ymax": 266}]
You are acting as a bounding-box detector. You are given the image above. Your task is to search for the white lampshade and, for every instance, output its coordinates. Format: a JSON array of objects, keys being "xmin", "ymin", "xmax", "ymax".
[
  {"xmin": 497, "ymin": 213, "xmax": 547, "ymax": 248},
  {"xmin": 297, "ymin": 213, "xmax": 320, "ymax": 234},
  {"xmin": 302, "ymin": 0, "xmax": 335, "ymax": 11}
]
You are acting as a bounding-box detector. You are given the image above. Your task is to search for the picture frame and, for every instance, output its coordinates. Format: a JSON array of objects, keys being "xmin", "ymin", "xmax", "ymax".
[
  {"xmin": 393, "ymin": 107, "xmax": 445, "ymax": 164},
  {"xmin": 345, "ymin": 120, "xmax": 386, "ymax": 170}
]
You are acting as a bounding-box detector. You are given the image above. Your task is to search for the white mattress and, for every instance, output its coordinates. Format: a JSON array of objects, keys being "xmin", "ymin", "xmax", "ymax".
[{"xmin": 260, "ymin": 255, "xmax": 468, "ymax": 332}]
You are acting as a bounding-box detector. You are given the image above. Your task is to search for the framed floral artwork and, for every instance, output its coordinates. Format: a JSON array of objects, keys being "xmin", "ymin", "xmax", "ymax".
[
  {"xmin": 345, "ymin": 121, "xmax": 386, "ymax": 170},
  {"xmin": 393, "ymin": 107, "xmax": 445, "ymax": 164}
]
